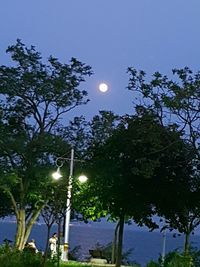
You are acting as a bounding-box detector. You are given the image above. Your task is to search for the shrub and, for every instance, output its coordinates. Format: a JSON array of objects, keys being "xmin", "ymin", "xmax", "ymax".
[
  {"xmin": 147, "ymin": 250, "xmax": 194, "ymax": 267},
  {"xmin": 188, "ymin": 246, "xmax": 200, "ymax": 267},
  {"xmin": 89, "ymin": 242, "xmax": 140, "ymax": 266},
  {"xmin": 69, "ymin": 245, "xmax": 82, "ymax": 261},
  {"xmin": 146, "ymin": 260, "xmax": 159, "ymax": 267},
  {"xmin": 158, "ymin": 250, "xmax": 181, "ymax": 266},
  {"xmin": 0, "ymin": 245, "xmax": 55, "ymax": 267},
  {"xmin": 166, "ymin": 254, "xmax": 193, "ymax": 267}
]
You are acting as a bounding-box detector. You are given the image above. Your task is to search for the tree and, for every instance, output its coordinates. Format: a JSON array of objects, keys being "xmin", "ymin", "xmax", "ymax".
[
  {"xmin": 70, "ymin": 111, "xmax": 122, "ymax": 263},
  {"xmin": 63, "ymin": 110, "xmax": 122, "ymax": 222},
  {"xmin": 89, "ymin": 110, "xmax": 120, "ymax": 146},
  {"xmin": 127, "ymin": 67, "xmax": 200, "ymax": 253},
  {"xmin": 83, "ymin": 111, "xmax": 188, "ymax": 267},
  {"xmin": 127, "ymin": 67, "xmax": 200, "ymax": 156},
  {"xmin": 72, "ymin": 110, "xmax": 121, "ymax": 222},
  {"xmin": 0, "ymin": 39, "xmax": 92, "ymax": 249}
]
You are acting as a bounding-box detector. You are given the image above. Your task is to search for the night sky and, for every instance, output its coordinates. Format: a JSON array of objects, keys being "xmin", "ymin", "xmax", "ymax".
[{"xmin": 1, "ymin": 0, "xmax": 200, "ymax": 120}]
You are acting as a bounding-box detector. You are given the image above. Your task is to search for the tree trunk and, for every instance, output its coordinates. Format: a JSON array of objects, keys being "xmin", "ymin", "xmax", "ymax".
[
  {"xmin": 112, "ymin": 220, "xmax": 120, "ymax": 264},
  {"xmin": 6, "ymin": 186, "xmax": 44, "ymax": 250},
  {"xmin": 184, "ymin": 231, "xmax": 190, "ymax": 255},
  {"xmin": 15, "ymin": 209, "xmax": 26, "ymax": 250},
  {"xmin": 42, "ymin": 225, "xmax": 51, "ymax": 267},
  {"xmin": 23, "ymin": 206, "xmax": 43, "ymax": 247},
  {"xmin": 15, "ymin": 206, "xmax": 44, "ymax": 250},
  {"xmin": 115, "ymin": 214, "xmax": 125, "ymax": 267}
]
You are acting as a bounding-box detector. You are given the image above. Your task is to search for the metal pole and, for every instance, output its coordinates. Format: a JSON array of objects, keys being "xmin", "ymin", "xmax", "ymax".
[
  {"xmin": 62, "ymin": 148, "xmax": 74, "ymax": 261},
  {"xmin": 161, "ymin": 229, "xmax": 166, "ymax": 267}
]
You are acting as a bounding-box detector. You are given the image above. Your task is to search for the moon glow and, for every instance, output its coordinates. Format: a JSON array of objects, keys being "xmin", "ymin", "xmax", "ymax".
[{"xmin": 99, "ymin": 83, "xmax": 108, "ymax": 93}]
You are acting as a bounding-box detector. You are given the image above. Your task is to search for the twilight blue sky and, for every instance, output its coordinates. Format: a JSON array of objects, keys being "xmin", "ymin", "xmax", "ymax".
[{"xmin": 1, "ymin": 0, "xmax": 200, "ymax": 120}]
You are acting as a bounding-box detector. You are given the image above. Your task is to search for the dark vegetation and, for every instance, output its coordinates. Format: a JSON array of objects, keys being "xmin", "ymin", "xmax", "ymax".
[{"xmin": 0, "ymin": 41, "xmax": 199, "ymax": 267}]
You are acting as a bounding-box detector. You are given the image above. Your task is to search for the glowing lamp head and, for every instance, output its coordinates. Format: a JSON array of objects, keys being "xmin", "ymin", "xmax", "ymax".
[
  {"xmin": 52, "ymin": 167, "xmax": 62, "ymax": 180},
  {"xmin": 78, "ymin": 175, "xmax": 88, "ymax": 183}
]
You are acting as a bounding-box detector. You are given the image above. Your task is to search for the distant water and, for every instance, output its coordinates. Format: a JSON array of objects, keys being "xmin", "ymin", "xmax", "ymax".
[{"xmin": 1, "ymin": 220, "xmax": 200, "ymax": 267}]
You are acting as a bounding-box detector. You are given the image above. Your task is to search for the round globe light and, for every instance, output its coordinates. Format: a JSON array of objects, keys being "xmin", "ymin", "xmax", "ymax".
[
  {"xmin": 52, "ymin": 167, "xmax": 62, "ymax": 180},
  {"xmin": 78, "ymin": 175, "xmax": 88, "ymax": 183},
  {"xmin": 99, "ymin": 83, "xmax": 108, "ymax": 93}
]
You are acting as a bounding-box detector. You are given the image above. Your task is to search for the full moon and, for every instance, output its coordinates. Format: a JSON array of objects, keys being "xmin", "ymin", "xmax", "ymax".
[{"xmin": 99, "ymin": 83, "xmax": 108, "ymax": 93}]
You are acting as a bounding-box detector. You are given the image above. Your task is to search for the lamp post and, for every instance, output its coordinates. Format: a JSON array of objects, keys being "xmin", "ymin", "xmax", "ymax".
[
  {"xmin": 161, "ymin": 228, "xmax": 166, "ymax": 267},
  {"xmin": 52, "ymin": 148, "xmax": 87, "ymax": 261},
  {"xmin": 62, "ymin": 148, "xmax": 74, "ymax": 261}
]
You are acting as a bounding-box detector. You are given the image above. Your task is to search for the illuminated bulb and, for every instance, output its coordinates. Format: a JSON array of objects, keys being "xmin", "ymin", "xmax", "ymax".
[
  {"xmin": 78, "ymin": 175, "xmax": 88, "ymax": 183},
  {"xmin": 52, "ymin": 167, "xmax": 62, "ymax": 180}
]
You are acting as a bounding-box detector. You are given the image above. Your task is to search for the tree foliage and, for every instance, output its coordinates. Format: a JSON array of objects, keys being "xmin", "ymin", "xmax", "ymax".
[
  {"xmin": 0, "ymin": 39, "xmax": 92, "ymax": 249},
  {"xmin": 80, "ymin": 111, "xmax": 190, "ymax": 266},
  {"xmin": 127, "ymin": 67, "xmax": 200, "ymax": 253}
]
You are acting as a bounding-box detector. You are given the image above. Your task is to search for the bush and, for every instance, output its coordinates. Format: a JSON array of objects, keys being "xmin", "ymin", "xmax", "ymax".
[
  {"xmin": 188, "ymin": 246, "xmax": 200, "ymax": 267},
  {"xmin": 146, "ymin": 260, "xmax": 159, "ymax": 267},
  {"xmin": 0, "ymin": 241, "xmax": 12, "ymax": 255},
  {"xmin": 0, "ymin": 251, "xmax": 40, "ymax": 267},
  {"xmin": 166, "ymin": 254, "xmax": 193, "ymax": 267},
  {"xmin": 147, "ymin": 250, "xmax": 193, "ymax": 267},
  {"xmin": 158, "ymin": 250, "xmax": 181, "ymax": 266},
  {"xmin": 69, "ymin": 245, "xmax": 82, "ymax": 261},
  {"xmin": 89, "ymin": 242, "xmax": 140, "ymax": 266},
  {"xmin": 0, "ymin": 245, "xmax": 55, "ymax": 267}
]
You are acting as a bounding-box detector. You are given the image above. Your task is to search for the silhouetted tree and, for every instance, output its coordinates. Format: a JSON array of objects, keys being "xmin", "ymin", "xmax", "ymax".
[{"xmin": 0, "ymin": 39, "xmax": 92, "ymax": 249}]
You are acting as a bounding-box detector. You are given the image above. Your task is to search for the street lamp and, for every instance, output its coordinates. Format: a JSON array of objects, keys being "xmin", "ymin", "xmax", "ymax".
[{"xmin": 52, "ymin": 148, "xmax": 87, "ymax": 261}]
